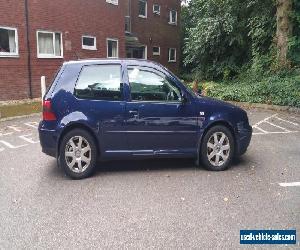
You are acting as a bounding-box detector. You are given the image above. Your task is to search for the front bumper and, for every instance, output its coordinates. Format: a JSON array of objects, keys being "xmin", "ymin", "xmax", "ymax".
[{"xmin": 236, "ymin": 125, "xmax": 252, "ymax": 156}]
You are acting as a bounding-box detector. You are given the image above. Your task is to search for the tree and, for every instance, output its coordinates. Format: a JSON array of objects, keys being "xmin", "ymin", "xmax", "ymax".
[
  {"xmin": 288, "ymin": 0, "xmax": 300, "ymax": 65},
  {"xmin": 182, "ymin": 0, "xmax": 275, "ymax": 80},
  {"xmin": 183, "ymin": 0, "xmax": 251, "ymax": 80},
  {"xmin": 182, "ymin": 0, "xmax": 298, "ymax": 80},
  {"xmin": 276, "ymin": 0, "xmax": 293, "ymax": 67}
]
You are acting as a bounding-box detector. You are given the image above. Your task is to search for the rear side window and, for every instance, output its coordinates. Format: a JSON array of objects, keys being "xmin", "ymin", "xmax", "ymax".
[
  {"xmin": 74, "ymin": 65, "xmax": 122, "ymax": 100},
  {"xmin": 44, "ymin": 66, "xmax": 63, "ymax": 99}
]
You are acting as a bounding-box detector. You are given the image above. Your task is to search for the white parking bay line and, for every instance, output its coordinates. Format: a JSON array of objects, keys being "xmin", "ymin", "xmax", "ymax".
[
  {"xmin": 252, "ymin": 113, "xmax": 300, "ymax": 136},
  {"xmin": 24, "ymin": 121, "xmax": 39, "ymax": 129},
  {"xmin": 274, "ymin": 115, "xmax": 299, "ymax": 126},
  {"xmin": 264, "ymin": 121, "xmax": 291, "ymax": 132},
  {"xmin": 253, "ymin": 131, "xmax": 299, "ymax": 135},
  {"xmin": 253, "ymin": 126, "xmax": 268, "ymax": 133},
  {"xmin": 253, "ymin": 114, "xmax": 277, "ymax": 127},
  {"xmin": 279, "ymin": 182, "xmax": 300, "ymax": 187}
]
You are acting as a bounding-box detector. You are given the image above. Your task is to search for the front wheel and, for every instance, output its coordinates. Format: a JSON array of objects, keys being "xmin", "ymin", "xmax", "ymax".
[
  {"xmin": 59, "ymin": 129, "xmax": 97, "ymax": 179},
  {"xmin": 200, "ymin": 125, "xmax": 234, "ymax": 171}
]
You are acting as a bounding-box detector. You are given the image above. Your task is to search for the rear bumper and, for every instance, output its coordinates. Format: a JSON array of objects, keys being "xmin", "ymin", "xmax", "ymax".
[
  {"xmin": 236, "ymin": 126, "xmax": 252, "ymax": 156},
  {"xmin": 38, "ymin": 122, "xmax": 58, "ymax": 158}
]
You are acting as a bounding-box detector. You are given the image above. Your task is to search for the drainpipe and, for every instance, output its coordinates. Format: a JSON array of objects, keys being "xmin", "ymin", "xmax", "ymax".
[
  {"xmin": 129, "ymin": 0, "xmax": 131, "ymax": 21},
  {"xmin": 24, "ymin": 0, "xmax": 33, "ymax": 99}
]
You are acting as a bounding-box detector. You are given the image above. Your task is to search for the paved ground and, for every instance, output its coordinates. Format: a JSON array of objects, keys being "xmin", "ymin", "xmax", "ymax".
[{"xmin": 0, "ymin": 110, "xmax": 299, "ymax": 249}]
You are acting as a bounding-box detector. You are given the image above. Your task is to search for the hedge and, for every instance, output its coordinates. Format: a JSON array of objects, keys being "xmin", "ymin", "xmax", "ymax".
[{"xmin": 187, "ymin": 73, "xmax": 300, "ymax": 108}]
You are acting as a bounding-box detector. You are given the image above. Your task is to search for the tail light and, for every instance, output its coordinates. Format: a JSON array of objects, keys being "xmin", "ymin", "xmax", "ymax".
[{"xmin": 43, "ymin": 100, "xmax": 57, "ymax": 121}]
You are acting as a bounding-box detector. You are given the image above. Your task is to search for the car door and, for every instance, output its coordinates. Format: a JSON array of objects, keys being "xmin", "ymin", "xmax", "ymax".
[
  {"xmin": 124, "ymin": 65, "xmax": 199, "ymax": 155},
  {"xmin": 74, "ymin": 63, "xmax": 127, "ymax": 155}
]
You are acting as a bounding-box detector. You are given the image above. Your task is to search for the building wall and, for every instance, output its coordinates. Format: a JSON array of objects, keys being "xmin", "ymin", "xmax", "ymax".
[
  {"xmin": 0, "ymin": 0, "xmax": 125, "ymax": 101},
  {"xmin": 0, "ymin": 0, "xmax": 181, "ymax": 101},
  {"xmin": 0, "ymin": 1, "xmax": 29, "ymax": 100},
  {"xmin": 130, "ymin": 0, "xmax": 181, "ymax": 73},
  {"xmin": 28, "ymin": 0, "xmax": 126, "ymax": 98}
]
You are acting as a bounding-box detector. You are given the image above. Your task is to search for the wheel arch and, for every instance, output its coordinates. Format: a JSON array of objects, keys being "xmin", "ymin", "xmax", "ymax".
[
  {"xmin": 57, "ymin": 123, "xmax": 100, "ymax": 158},
  {"xmin": 197, "ymin": 120, "xmax": 237, "ymax": 163}
]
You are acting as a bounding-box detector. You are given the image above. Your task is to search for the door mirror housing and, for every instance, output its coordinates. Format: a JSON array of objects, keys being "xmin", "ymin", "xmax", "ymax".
[{"xmin": 181, "ymin": 92, "xmax": 188, "ymax": 104}]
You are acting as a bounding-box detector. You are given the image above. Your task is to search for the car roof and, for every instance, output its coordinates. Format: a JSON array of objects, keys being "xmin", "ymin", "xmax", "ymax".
[{"xmin": 63, "ymin": 58, "xmax": 160, "ymax": 67}]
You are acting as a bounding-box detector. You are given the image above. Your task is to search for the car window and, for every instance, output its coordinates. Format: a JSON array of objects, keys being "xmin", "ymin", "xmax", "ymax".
[
  {"xmin": 128, "ymin": 66, "xmax": 182, "ymax": 102},
  {"xmin": 75, "ymin": 65, "xmax": 122, "ymax": 101}
]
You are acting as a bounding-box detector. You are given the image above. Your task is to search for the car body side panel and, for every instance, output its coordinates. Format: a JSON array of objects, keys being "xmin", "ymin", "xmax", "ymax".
[{"xmin": 124, "ymin": 101, "xmax": 199, "ymax": 154}]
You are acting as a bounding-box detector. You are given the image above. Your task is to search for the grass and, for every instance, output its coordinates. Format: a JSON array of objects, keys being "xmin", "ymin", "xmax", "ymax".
[{"xmin": 0, "ymin": 102, "xmax": 41, "ymax": 119}]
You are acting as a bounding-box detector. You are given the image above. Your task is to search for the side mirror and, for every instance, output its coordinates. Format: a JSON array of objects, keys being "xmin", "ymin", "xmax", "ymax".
[{"xmin": 181, "ymin": 92, "xmax": 188, "ymax": 104}]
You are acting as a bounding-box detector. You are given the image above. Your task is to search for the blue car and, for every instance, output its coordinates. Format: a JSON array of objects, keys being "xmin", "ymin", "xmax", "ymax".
[{"xmin": 39, "ymin": 59, "xmax": 252, "ymax": 179}]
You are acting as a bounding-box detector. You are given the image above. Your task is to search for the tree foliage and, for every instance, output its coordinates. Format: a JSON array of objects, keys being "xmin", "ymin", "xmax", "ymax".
[
  {"xmin": 181, "ymin": 0, "xmax": 300, "ymax": 80},
  {"xmin": 288, "ymin": 0, "xmax": 300, "ymax": 64}
]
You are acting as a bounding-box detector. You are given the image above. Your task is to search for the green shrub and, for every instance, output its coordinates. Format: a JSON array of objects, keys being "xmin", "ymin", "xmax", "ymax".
[{"xmin": 187, "ymin": 72, "xmax": 300, "ymax": 107}]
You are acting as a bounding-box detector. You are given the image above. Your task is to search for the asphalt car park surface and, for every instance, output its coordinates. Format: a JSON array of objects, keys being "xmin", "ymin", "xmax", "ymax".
[{"xmin": 0, "ymin": 109, "xmax": 299, "ymax": 249}]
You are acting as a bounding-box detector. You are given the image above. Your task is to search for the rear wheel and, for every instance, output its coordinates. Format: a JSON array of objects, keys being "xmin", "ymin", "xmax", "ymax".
[
  {"xmin": 59, "ymin": 129, "xmax": 97, "ymax": 179},
  {"xmin": 200, "ymin": 125, "xmax": 234, "ymax": 171}
]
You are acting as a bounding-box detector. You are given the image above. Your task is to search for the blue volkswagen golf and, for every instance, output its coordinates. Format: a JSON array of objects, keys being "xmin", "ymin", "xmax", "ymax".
[{"xmin": 39, "ymin": 59, "xmax": 252, "ymax": 179}]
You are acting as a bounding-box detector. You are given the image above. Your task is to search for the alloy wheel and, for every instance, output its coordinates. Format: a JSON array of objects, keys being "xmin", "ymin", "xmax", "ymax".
[
  {"xmin": 207, "ymin": 132, "xmax": 231, "ymax": 167},
  {"xmin": 65, "ymin": 136, "xmax": 91, "ymax": 173}
]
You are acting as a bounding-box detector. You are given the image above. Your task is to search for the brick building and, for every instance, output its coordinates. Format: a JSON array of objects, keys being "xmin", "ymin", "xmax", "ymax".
[
  {"xmin": 125, "ymin": 0, "xmax": 181, "ymax": 73},
  {"xmin": 0, "ymin": 0, "xmax": 181, "ymax": 101}
]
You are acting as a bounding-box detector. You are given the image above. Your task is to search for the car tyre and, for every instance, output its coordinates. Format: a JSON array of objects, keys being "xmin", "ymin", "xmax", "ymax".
[
  {"xmin": 59, "ymin": 129, "xmax": 97, "ymax": 179},
  {"xmin": 200, "ymin": 125, "xmax": 234, "ymax": 171}
]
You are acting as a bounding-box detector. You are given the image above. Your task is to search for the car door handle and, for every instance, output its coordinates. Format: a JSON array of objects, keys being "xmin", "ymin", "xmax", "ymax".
[{"xmin": 129, "ymin": 110, "xmax": 139, "ymax": 118}]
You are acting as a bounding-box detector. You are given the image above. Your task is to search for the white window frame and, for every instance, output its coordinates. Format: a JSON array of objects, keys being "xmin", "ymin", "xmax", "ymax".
[
  {"xmin": 36, "ymin": 30, "xmax": 63, "ymax": 59},
  {"xmin": 138, "ymin": 0, "xmax": 147, "ymax": 18},
  {"xmin": 82, "ymin": 35, "xmax": 97, "ymax": 50},
  {"xmin": 153, "ymin": 4, "xmax": 160, "ymax": 15},
  {"xmin": 106, "ymin": 38, "xmax": 119, "ymax": 58},
  {"xmin": 152, "ymin": 46, "xmax": 160, "ymax": 56},
  {"xmin": 125, "ymin": 16, "xmax": 131, "ymax": 33},
  {"xmin": 0, "ymin": 26, "xmax": 19, "ymax": 57},
  {"xmin": 168, "ymin": 48, "xmax": 176, "ymax": 62},
  {"xmin": 106, "ymin": 0, "xmax": 118, "ymax": 5},
  {"xmin": 169, "ymin": 10, "xmax": 178, "ymax": 25}
]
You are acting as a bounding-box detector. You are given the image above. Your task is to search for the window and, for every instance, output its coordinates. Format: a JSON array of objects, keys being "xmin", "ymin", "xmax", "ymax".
[
  {"xmin": 126, "ymin": 46, "xmax": 147, "ymax": 59},
  {"xmin": 125, "ymin": 16, "xmax": 131, "ymax": 33},
  {"xmin": 138, "ymin": 0, "xmax": 147, "ymax": 18},
  {"xmin": 169, "ymin": 10, "xmax": 177, "ymax": 25},
  {"xmin": 75, "ymin": 65, "xmax": 122, "ymax": 100},
  {"xmin": 152, "ymin": 46, "xmax": 160, "ymax": 56},
  {"xmin": 128, "ymin": 66, "xmax": 182, "ymax": 102},
  {"xmin": 106, "ymin": 0, "xmax": 118, "ymax": 5},
  {"xmin": 0, "ymin": 27, "xmax": 18, "ymax": 57},
  {"xmin": 107, "ymin": 39, "xmax": 119, "ymax": 58},
  {"xmin": 168, "ymin": 48, "xmax": 176, "ymax": 62},
  {"xmin": 82, "ymin": 36, "xmax": 96, "ymax": 50},
  {"xmin": 37, "ymin": 31, "xmax": 62, "ymax": 58},
  {"xmin": 153, "ymin": 4, "xmax": 160, "ymax": 15}
]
